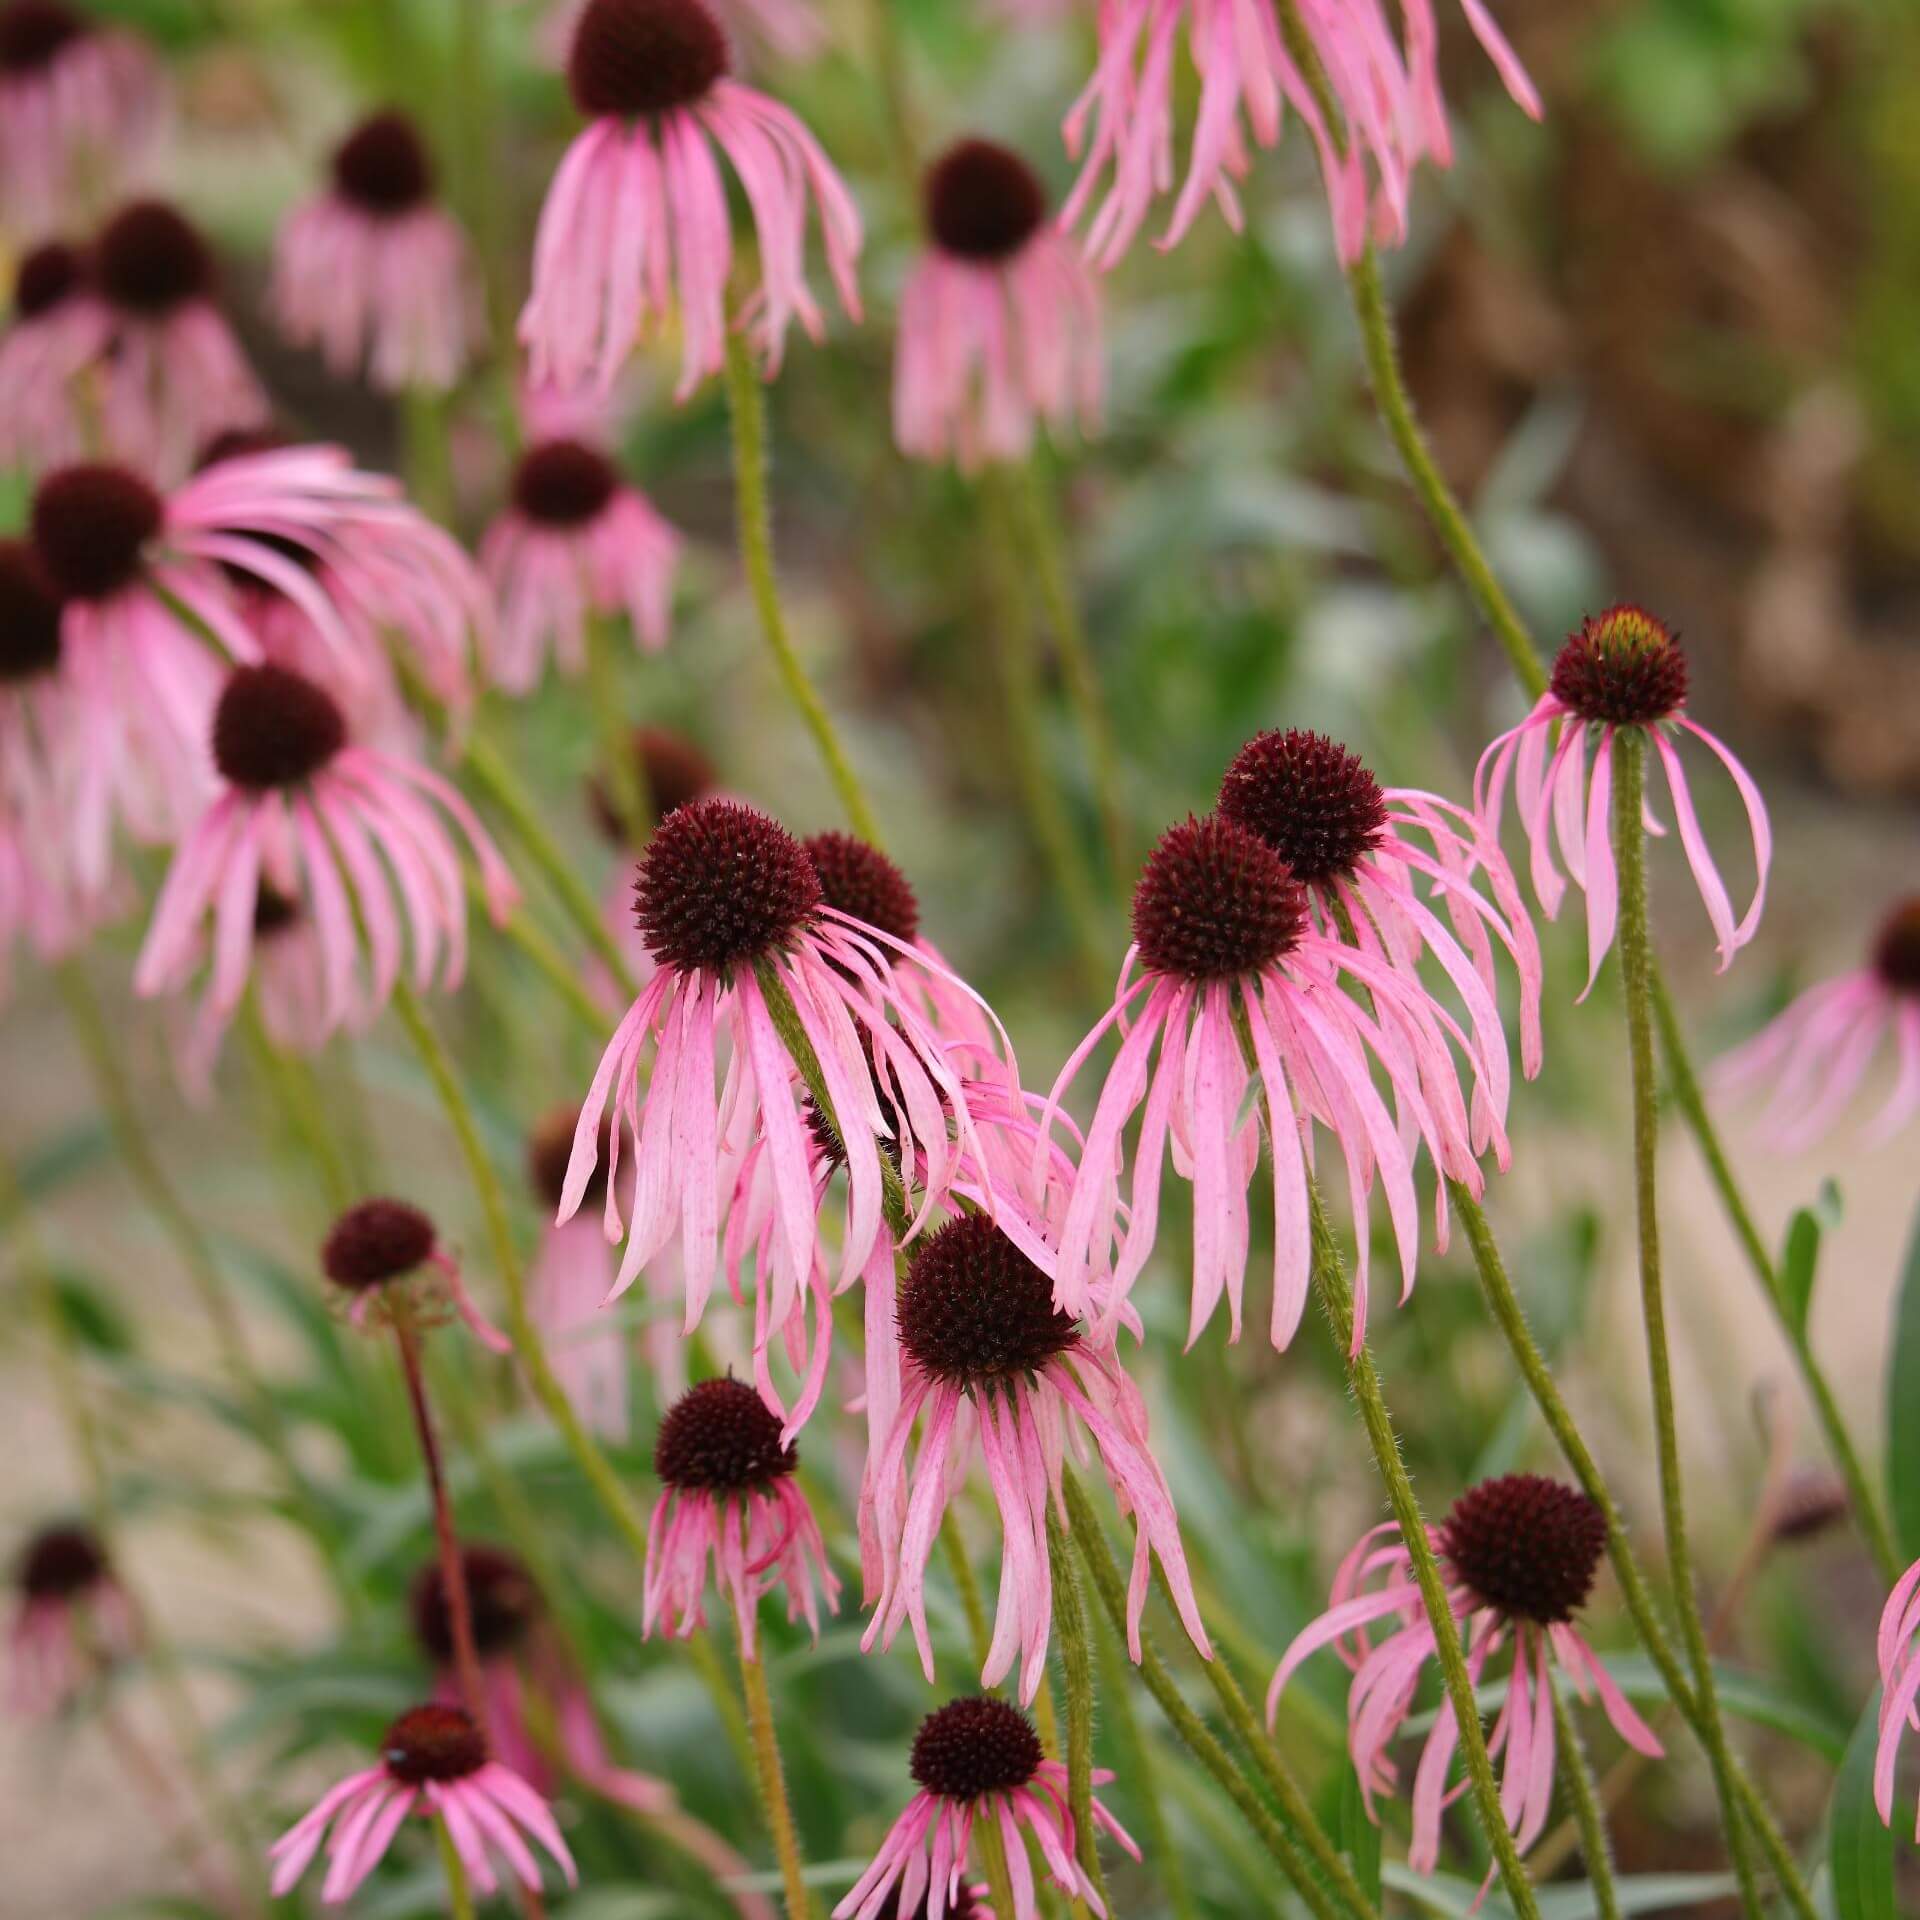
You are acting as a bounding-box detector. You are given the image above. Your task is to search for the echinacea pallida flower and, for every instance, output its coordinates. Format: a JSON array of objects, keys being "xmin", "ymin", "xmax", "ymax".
[
  {"xmin": 1268, "ymin": 1476, "xmax": 1660, "ymax": 1877},
  {"xmin": 861, "ymin": 1215, "xmax": 1208, "ymax": 1706},
  {"xmin": 0, "ymin": 242, "xmax": 96, "ymax": 467},
  {"xmin": 644, "ymin": 1377, "xmax": 838, "ymax": 1653},
  {"xmin": 895, "ymin": 138, "xmax": 1102, "ymax": 472},
  {"xmin": 835, "ymin": 1696, "xmax": 1131, "ymax": 1920},
  {"xmin": 272, "ymin": 110, "xmax": 479, "ymax": 393},
  {"xmin": 267, "ymin": 1703, "xmax": 576, "ymax": 1903},
  {"xmin": 1715, "ymin": 899, "xmax": 1920, "ymax": 1150},
  {"xmin": 1874, "ymin": 1552, "xmax": 1920, "ymax": 1835},
  {"xmin": 520, "ymin": 0, "xmax": 862, "ymax": 398},
  {"xmin": 134, "ymin": 664, "xmax": 518, "ymax": 1057},
  {"xmin": 320, "ymin": 1199, "xmax": 513, "ymax": 1354},
  {"xmin": 1475, "ymin": 606, "xmax": 1770, "ymax": 994},
  {"xmin": 1060, "ymin": 0, "xmax": 1539, "ymax": 271},
  {"xmin": 0, "ymin": 3, "xmax": 165, "ymax": 230},
  {"xmin": 7, "ymin": 1523, "xmax": 136, "ymax": 1718},
  {"xmin": 480, "ymin": 434, "xmax": 682, "ymax": 692},
  {"xmin": 1047, "ymin": 812, "xmax": 1488, "ymax": 1355}
]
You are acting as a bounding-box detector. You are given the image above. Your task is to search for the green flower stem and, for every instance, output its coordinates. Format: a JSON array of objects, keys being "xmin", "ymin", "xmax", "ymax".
[
  {"xmin": 461, "ymin": 731, "xmax": 641, "ymax": 1000},
  {"xmin": 480, "ymin": 883, "xmax": 620, "ymax": 1041},
  {"xmin": 1548, "ymin": 1666, "xmax": 1623, "ymax": 1920},
  {"xmin": 585, "ymin": 613, "xmax": 650, "ymax": 853},
  {"xmin": 1613, "ymin": 730, "xmax": 1766, "ymax": 1920},
  {"xmin": 977, "ymin": 467, "xmax": 1113, "ymax": 1000},
  {"xmin": 55, "ymin": 960, "xmax": 339, "ymax": 1571},
  {"xmin": 1088, "ymin": 1582, "xmax": 1201, "ymax": 1920},
  {"xmin": 722, "ymin": 329, "xmax": 883, "ymax": 847},
  {"xmin": 1008, "ymin": 461, "xmax": 1130, "ymax": 887},
  {"xmin": 738, "ymin": 1639, "xmax": 818, "ymax": 1920},
  {"xmin": 943, "ymin": 1512, "xmax": 992, "ymax": 1673},
  {"xmin": 0, "ymin": 1149, "xmax": 264, "ymax": 1906},
  {"xmin": 436, "ymin": 1811, "xmax": 480, "ymax": 1920},
  {"xmin": 1306, "ymin": 1185, "xmax": 1542, "ymax": 1920},
  {"xmin": 1649, "ymin": 978, "xmax": 1900, "ymax": 1583},
  {"xmin": 975, "ymin": 1809, "xmax": 1022, "ymax": 1920},
  {"xmin": 1046, "ymin": 1506, "xmax": 1113, "ymax": 1909},
  {"xmin": 1451, "ymin": 1184, "xmax": 1820, "ymax": 1920},
  {"xmin": 1061, "ymin": 1469, "xmax": 1352, "ymax": 1920},
  {"xmin": 863, "ymin": 0, "xmax": 920, "ymax": 185},
  {"xmin": 238, "ymin": 993, "xmax": 356, "ymax": 1215}
]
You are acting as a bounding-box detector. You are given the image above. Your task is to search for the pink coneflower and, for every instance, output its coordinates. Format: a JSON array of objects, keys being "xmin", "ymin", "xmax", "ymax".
[
  {"xmin": 134, "ymin": 664, "xmax": 518, "ymax": 1051},
  {"xmin": 556, "ymin": 797, "xmax": 1012, "ymax": 1331},
  {"xmin": 527, "ymin": 1107, "xmax": 631, "ymax": 1439},
  {"xmin": 7, "ymin": 1523, "xmax": 136, "ymax": 1717},
  {"xmin": 1875, "ymin": 1552, "xmax": 1920, "ymax": 1836},
  {"xmin": 591, "ymin": 724, "xmax": 719, "ymax": 845},
  {"xmin": 1475, "ymin": 607, "xmax": 1771, "ymax": 995},
  {"xmin": 412, "ymin": 1545, "xmax": 775, "ymax": 1918},
  {"xmin": 539, "ymin": 0, "xmax": 826, "ymax": 66},
  {"xmin": 862, "ymin": 1216, "xmax": 1206, "ymax": 1705},
  {"xmin": 320, "ymin": 1199, "xmax": 513, "ymax": 1353},
  {"xmin": 272, "ymin": 111, "xmax": 478, "ymax": 394},
  {"xmin": 1218, "ymin": 727, "xmax": 1542, "ymax": 1137},
  {"xmin": 644, "ymin": 1377, "xmax": 839, "ymax": 1652},
  {"xmin": 268, "ymin": 1703, "xmax": 576, "ymax": 1903},
  {"xmin": 835, "ymin": 1696, "xmax": 1129, "ymax": 1920},
  {"xmin": 1061, "ymin": 0, "xmax": 1540, "ymax": 271},
  {"xmin": 0, "ymin": 3, "xmax": 164, "ymax": 229},
  {"xmin": 1048, "ymin": 812, "xmax": 1486, "ymax": 1356},
  {"xmin": 520, "ymin": 0, "xmax": 862, "ymax": 398},
  {"xmin": 895, "ymin": 139, "xmax": 1102, "ymax": 471},
  {"xmin": 1714, "ymin": 899, "xmax": 1920, "ymax": 1150},
  {"xmin": 86, "ymin": 199, "xmax": 265, "ymax": 478},
  {"xmin": 479, "ymin": 435, "xmax": 681, "ymax": 692},
  {"xmin": 0, "ymin": 241, "xmax": 95, "ymax": 466},
  {"xmin": 1268, "ymin": 1475, "xmax": 1661, "ymax": 1876}
]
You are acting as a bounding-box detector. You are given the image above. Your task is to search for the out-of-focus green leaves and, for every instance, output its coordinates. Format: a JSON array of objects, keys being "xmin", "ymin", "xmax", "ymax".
[
  {"xmin": 1885, "ymin": 1195, "xmax": 1920, "ymax": 1559},
  {"xmin": 1828, "ymin": 1687, "xmax": 1895, "ymax": 1920},
  {"xmin": 1387, "ymin": 1868, "xmax": 1740, "ymax": 1917},
  {"xmin": 1779, "ymin": 1178, "xmax": 1843, "ymax": 1340},
  {"xmin": 1337, "ymin": 1761, "xmax": 1384, "ymax": 1913}
]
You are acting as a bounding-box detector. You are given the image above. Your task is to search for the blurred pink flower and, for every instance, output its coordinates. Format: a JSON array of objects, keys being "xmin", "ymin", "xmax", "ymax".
[
  {"xmin": 644, "ymin": 1377, "xmax": 839, "ymax": 1653},
  {"xmin": 1061, "ymin": 0, "xmax": 1539, "ymax": 270},
  {"xmin": 1269, "ymin": 1476, "xmax": 1660, "ymax": 1878},
  {"xmin": 272, "ymin": 111, "xmax": 479, "ymax": 393},
  {"xmin": 320, "ymin": 1199, "xmax": 513, "ymax": 1354},
  {"xmin": 0, "ymin": 4, "xmax": 165, "ymax": 229},
  {"xmin": 0, "ymin": 242, "xmax": 95, "ymax": 467},
  {"xmin": 1475, "ymin": 606, "xmax": 1771, "ymax": 995},
  {"xmin": 7, "ymin": 1524, "xmax": 136, "ymax": 1719},
  {"xmin": 1047, "ymin": 812, "xmax": 1488, "ymax": 1357},
  {"xmin": 861, "ymin": 1216, "xmax": 1206, "ymax": 1705},
  {"xmin": 835, "ymin": 1697, "xmax": 1129, "ymax": 1920},
  {"xmin": 520, "ymin": 0, "xmax": 861, "ymax": 397},
  {"xmin": 538, "ymin": 0, "xmax": 826, "ymax": 65},
  {"xmin": 1716, "ymin": 899, "xmax": 1920, "ymax": 1150},
  {"xmin": 479, "ymin": 435, "xmax": 682, "ymax": 692},
  {"xmin": 268, "ymin": 1703, "xmax": 576, "ymax": 1904},
  {"xmin": 896, "ymin": 139, "xmax": 1102, "ymax": 471},
  {"xmin": 134, "ymin": 664, "xmax": 517, "ymax": 1056},
  {"xmin": 1875, "ymin": 1553, "xmax": 1920, "ymax": 1834}
]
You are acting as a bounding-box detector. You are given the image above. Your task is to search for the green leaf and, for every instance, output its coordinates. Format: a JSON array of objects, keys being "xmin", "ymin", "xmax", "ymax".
[
  {"xmin": 1384, "ymin": 1866, "xmax": 1738, "ymax": 1917},
  {"xmin": 1779, "ymin": 1179, "xmax": 1842, "ymax": 1339},
  {"xmin": 1829, "ymin": 1687, "xmax": 1895, "ymax": 1920},
  {"xmin": 1338, "ymin": 1760, "xmax": 1384, "ymax": 1912},
  {"xmin": 51, "ymin": 1270, "xmax": 136, "ymax": 1356},
  {"xmin": 1885, "ymin": 1194, "xmax": 1920, "ymax": 1560}
]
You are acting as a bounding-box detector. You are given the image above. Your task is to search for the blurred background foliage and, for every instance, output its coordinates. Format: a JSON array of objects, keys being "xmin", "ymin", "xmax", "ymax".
[{"xmin": 5, "ymin": 0, "xmax": 1920, "ymax": 1915}]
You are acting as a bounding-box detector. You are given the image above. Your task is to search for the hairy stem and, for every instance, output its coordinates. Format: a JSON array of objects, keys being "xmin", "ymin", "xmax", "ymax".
[
  {"xmin": 738, "ymin": 1641, "xmax": 817, "ymax": 1920},
  {"xmin": 1307, "ymin": 1186, "xmax": 1542, "ymax": 1920},
  {"xmin": 1046, "ymin": 1505, "xmax": 1113, "ymax": 1908},
  {"xmin": 1548, "ymin": 1667, "xmax": 1623, "ymax": 1920},
  {"xmin": 1613, "ymin": 730, "xmax": 1765, "ymax": 1919},
  {"xmin": 975, "ymin": 1808, "xmax": 1022, "ymax": 1920},
  {"xmin": 1062, "ymin": 1470, "xmax": 1354, "ymax": 1920},
  {"xmin": 722, "ymin": 328, "xmax": 882, "ymax": 846}
]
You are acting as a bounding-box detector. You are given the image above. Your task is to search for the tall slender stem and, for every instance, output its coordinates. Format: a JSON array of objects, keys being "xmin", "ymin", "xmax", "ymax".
[
  {"xmin": 437, "ymin": 1811, "xmax": 480, "ymax": 1920},
  {"xmin": 1613, "ymin": 729, "xmax": 1765, "ymax": 1920},
  {"xmin": 390, "ymin": 1300, "xmax": 490, "ymax": 1732},
  {"xmin": 1045, "ymin": 1506, "xmax": 1112, "ymax": 1908},
  {"xmin": 977, "ymin": 468, "xmax": 1112, "ymax": 997},
  {"xmin": 1547, "ymin": 1667, "xmax": 1623, "ymax": 1920},
  {"xmin": 722, "ymin": 330, "xmax": 882, "ymax": 846},
  {"xmin": 974, "ymin": 1808, "xmax": 1022, "ymax": 1920},
  {"xmin": 1452, "ymin": 1184, "xmax": 1819, "ymax": 1919},
  {"xmin": 1009, "ymin": 462, "xmax": 1130, "ymax": 887},
  {"xmin": 738, "ymin": 1640, "xmax": 817, "ymax": 1920},
  {"xmin": 1061, "ymin": 1470, "xmax": 1358, "ymax": 1920},
  {"xmin": 239, "ymin": 994, "xmax": 355, "ymax": 1215},
  {"xmin": 1307, "ymin": 1187, "xmax": 1543, "ymax": 1920},
  {"xmin": 942, "ymin": 1513, "xmax": 991, "ymax": 1674},
  {"xmin": 585, "ymin": 613, "xmax": 649, "ymax": 852},
  {"xmin": 1649, "ymin": 978, "xmax": 1899, "ymax": 1582}
]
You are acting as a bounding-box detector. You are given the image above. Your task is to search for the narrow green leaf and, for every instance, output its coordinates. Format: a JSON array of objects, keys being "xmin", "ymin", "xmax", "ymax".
[
  {"xmin": 1829, "ymin": 1686, "xmax": 1894, "ymax": 1920},
  {"xmin": 1779, "ymin": 1178, "xmax": 1842, "ymax": 1339},
  {"xmin": 1338, "ymin": 1760, "xmax": 1384, "ymax": 1911},
  {"xmin": 1384, "ymin": 1865, "xmax": 1738, "ymax": 1917},
  {"xmin": 1885, "ymin": 1195, "xmax": 1920, "ymax": 1560}
]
